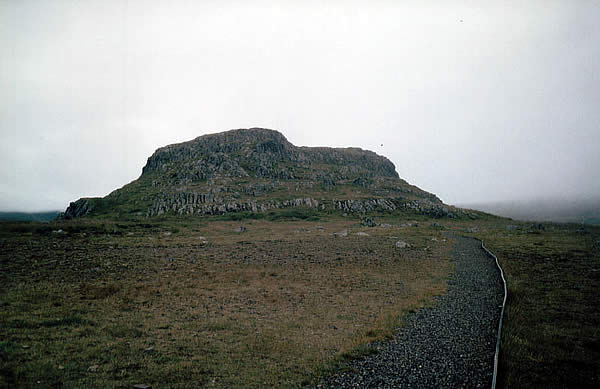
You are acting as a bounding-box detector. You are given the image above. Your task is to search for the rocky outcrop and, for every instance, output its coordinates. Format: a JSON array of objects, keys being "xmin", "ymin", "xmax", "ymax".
[
  {"xmin": 145, "ymin": 191, "xmax": 456, "ymax": 218},
  {"xmin": 147, "ymin": 193, "xmax": 321, "ymax": 217},
  {"xmin": 63, "ymin": 128, "xmax": 466, "ymax": 219},
  {"xmin": 141, "ymin": 128, "xmax": 399, "ymax": 185},
  {"xmin": 63, "ymin": 198, "xmax": 96, "ymax": 219}
]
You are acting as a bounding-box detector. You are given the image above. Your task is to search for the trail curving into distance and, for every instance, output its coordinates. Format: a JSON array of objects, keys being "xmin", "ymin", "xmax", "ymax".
[{"xmin": 315, "ymin": 236, "xmax": 504, "ymax": 388}]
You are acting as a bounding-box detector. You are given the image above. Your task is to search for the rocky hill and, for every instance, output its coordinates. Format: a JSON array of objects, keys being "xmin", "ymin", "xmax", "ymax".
[{"xmin": 63, "ymin": 128, "xmax": 462, "ymax": 219}]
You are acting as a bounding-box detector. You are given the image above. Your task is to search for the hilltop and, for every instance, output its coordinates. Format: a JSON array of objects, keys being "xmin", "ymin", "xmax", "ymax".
[{"xmin": 62, "ymin": 128, "xmax": 465, "ymax": 219}]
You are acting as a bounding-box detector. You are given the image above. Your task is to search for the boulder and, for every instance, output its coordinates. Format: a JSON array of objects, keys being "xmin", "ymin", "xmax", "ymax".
[
  {"xmin": 333, "ymin": 230, "xmax": 348, "ymax": 237},
  {"xmin": 395, "ymin": 240, "xmax": 411, "ymax": 249},
  {"xmin": 361, "ymin": 217, "xmax": 377, "ymax": 227}
]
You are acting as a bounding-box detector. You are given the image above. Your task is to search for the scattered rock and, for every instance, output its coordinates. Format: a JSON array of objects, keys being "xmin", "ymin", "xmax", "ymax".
[
  {"xmin": 379, "ymin": 223, "xmax": 393, "ymax": 228},
  {"xmin": 58, "ymin": 365, "xmax": 65, "ymax": 370},
  {"xmin": 162, "ymin": 231, "xmax": 172, "ymax": 236},
  {"xmin": 465, "ymin": 227, "xmax": 479, "ymax": 233},
  {"xmin": 395, "ymin": 240, "xmax": 411, "ymax": 249},
  {"xmin": 87, "ymin": 364, "xmax": 100, "ymax": 372},
  {"xmin": 132, "ymin": 385, "xmax": 152, "ymax": 389},
  {"xmin": 22, "ymin": 344, "xmax": 30, "ymax": 349},
  {"xmin": 360, "ymin": 217, "xmax": 377, "ymax": 227},
  {"xmin": 144, "ymin": 346, "xmax": 154, "ymax": 353},
  {"xmin": 334, "ymin": 230, "xmax": 348, "ymax": 238},
  {"xmin": 235, "ymin": 226, "xmax": 248, "ymax": 233},
  {"xmin": 52, "ymin": 229, "xmax": 66, "ymax": 234},
  {"xmin": 399, "ymin": 222, "xmax": 418, "ymax": 228},
  {"xmin": 355, "ymin": 232, "xmax": 370, "ymax": 236}
]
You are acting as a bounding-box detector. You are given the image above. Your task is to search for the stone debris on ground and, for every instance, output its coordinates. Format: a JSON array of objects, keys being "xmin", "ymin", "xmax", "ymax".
[
  {"xmin": 395, "ymin": 240, "xmax": 410, "ymax": 249},
  {"xmin": 361, "ymin": 217, "xmax": 378, "ymax": 227}
]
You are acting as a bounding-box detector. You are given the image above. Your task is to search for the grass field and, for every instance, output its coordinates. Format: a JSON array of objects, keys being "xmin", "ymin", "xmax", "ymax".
[
  {"xmin": 2, "ymin": 213, "xmax": 599, "ymax": 388},
  {"xmin": 0, "ymin": 216, "xmax": 453, "ymax": 387},
  {"xmin": 470, "ymin": 221, "xmax": 600, "ymax": 388}
]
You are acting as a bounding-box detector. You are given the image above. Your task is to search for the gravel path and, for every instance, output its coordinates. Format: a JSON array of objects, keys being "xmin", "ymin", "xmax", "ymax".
[{"xmin": 315, "ymin": 236, "xmax": 504, "ymax": 388}]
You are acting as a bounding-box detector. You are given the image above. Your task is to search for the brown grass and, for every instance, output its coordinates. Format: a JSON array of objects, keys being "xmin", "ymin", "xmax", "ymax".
[{"xmin": 0, "ymin": 218, "xmax": 453, "ymax": 387}]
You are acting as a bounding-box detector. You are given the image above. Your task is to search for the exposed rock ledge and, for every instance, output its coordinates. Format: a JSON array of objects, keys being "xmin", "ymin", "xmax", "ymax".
[{"xmin": 146, "ymin": 192, "xmax": 457, "ymax": 218}]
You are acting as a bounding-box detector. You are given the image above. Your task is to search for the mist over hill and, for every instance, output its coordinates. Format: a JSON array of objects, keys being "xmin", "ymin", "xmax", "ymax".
[{"xmin": 458, "ymin": 197, "xmax": 600, "ymax": 225}]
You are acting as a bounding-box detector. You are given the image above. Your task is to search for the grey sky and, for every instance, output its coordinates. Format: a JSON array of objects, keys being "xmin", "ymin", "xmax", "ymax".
[{"xmin": 1, "ymin": 0, "xmax": 599, "ymax": 212}]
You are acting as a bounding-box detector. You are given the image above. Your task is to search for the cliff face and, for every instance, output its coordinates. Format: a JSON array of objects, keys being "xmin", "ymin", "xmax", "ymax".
[
  {"xmin": 64, "ymin": 128, "xmax": 458, "ymax": 219},
  {"xmin": 142, "ymin": 128, "xmax": 398, "ymax": 183}
]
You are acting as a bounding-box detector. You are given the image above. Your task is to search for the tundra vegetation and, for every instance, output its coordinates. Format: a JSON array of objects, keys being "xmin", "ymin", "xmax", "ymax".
[
  {"xmin": 1, "ymin": 213, "xmax": 455, "ymax": 387},
  {"xmin": 1, "ymin": 214, "xmax": 599, "ymax": 387},
  {"xmin": 471, "ymin": 221, "xmax": 600, "ymax": 388}
]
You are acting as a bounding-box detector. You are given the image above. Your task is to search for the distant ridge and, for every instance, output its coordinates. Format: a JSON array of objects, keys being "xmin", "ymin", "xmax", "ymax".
[
  {"xmin": 63, "ymin": 128, "xmax": 468, "ymax": 219},
  {"xmin": 0, "ymin": 211, "xmax": 61, "ymax": 222}
]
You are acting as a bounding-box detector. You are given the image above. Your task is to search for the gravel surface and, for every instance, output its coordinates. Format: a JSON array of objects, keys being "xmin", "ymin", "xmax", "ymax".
[{"xmin": 315, "ymin": 236, "xmax": 504, "ymax": 388}]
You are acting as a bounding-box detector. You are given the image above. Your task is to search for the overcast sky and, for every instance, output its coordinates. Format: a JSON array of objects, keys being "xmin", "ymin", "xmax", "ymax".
[{"xmin": 1, "ymin": 0, "xmax": 599, "ymax": 212}]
